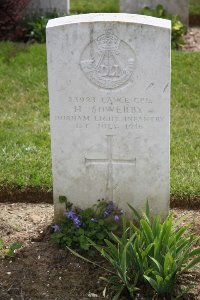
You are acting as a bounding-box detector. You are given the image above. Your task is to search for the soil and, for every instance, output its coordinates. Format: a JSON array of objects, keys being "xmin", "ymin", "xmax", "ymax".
[
  {"xmin": 184, "ymin": 27, "xmax": 200, "ymax": 51},
  {"xmin": 0, "ymin": 202, "xmax": 200, "ymax": 300},
  {"xmin": 189, "ymin": 15, "xmax": 200, "ymax": 27}
]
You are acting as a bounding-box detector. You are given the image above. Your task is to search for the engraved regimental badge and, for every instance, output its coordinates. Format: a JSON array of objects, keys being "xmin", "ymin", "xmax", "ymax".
[{"xmin": 80, "ymin": 27, "xmax": 135, "ymax": 89}]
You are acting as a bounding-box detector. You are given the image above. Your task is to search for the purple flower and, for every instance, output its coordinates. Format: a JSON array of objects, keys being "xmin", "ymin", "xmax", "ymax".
[
  {"xmin": 114, "ymin": 215, "xmax": 120, "ymax": 221},
  {"xmin": 120, "ymin": 209, "xmax": 124, "ymax": 214},
  {"xmin": 107, "ymin": 201, "xmax": 114, "ymax": 210},
  {"xmin": 64, "ymin": 210, "xmax": 77, "ymax": 219},
  {"xmin": 64, "ymin": 209, "xmax": 82, "ymax": 228},
  {"xmin": 103, "ymin": 210, "xmax": 110, "ymax": 217},
  {"xmin": 91, "ymin": 218, "xmax": 97, "ymax": 222},
  {"xmin": 103, "ymin": 201, "xmax": 114, "ymax": 218},
  {"xmin": 73, "ymin": 217, "xmax": 82, "ymax": 228},
  {"xmin": 51, "ymin": 224, "xmax": 60, "ymax": 232}
]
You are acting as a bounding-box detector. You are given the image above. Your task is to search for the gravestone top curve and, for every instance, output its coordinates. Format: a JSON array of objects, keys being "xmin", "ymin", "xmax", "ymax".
[{"xmin": 47, "ymin": 13, "xmax": 171, "ymax": 29}]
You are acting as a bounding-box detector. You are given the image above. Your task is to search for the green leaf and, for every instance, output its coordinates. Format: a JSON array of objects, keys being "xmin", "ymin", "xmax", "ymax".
[
  {"xmin": 152, "ymin": 215, "xmax": 161, "ymax": 237},
  {"xmin": 59, "ymin": 195, "xmax": 67, "ymax": 203},
  {"xmin": 164, "ymin": 252, "xmax": 173, "ymax": 276},
  {"xmin": 78, "ymin": 228, "xmax": 84, "ymax": 235},
  {"xmin": 10, "ymin": 241, "xmax": 23, "ymax": 251},
  {"xmin": 142, "ymin": 243, "xmax": 154, "ymax": 259},
  {"xmin": 130, "ymin": 222, "xmax": 140, "ymax": 234},
  {"xmin": 96, "ymin": 232, "xmax": 105, "ymax": 240},
  {"xmin": 5, "ymin": 249, "xmax": 15, "ymax": 257},
  {"xmin": 109, "ymin": 232, "xmax": 122, "ymax": 245},
  {"xmin": 140, "ymin": 219, "xmax": 154, "ymax": 244},
  {"xmin": 154, "ymin": 236, "xmax": 162, "ymax": 261},
  {"xmin": 144, "ymin": 275, "xmax": 159, "ymax": 292},
  {"xmin": 182, "ymin": 256, "xmax": 200, "ymax": 272},
  {"xmin": 120, "ymin": 234, "xmax": 135, "ymax": 281},
  {"xmin": 98, "ymin": 219, "xmax": 104, "ymax": 226},
  {"xmin": 155, "ymin": 274, "xmax": 163, "ymax": 286},
  {"xmin": 66, "ymin": 246, "xmax": 113, "ymax": 274},
  {"xmin": 112, "ymin": 285, "xmax": 125, "ymax": 300},
  {"xmin": 145, "ymin": 200, "xmax": 150, "ymax": 218},
  {"xmin": 187, "ymin": 247, "xmax": 200, "ymax": 258},
  {"xmin": 150, "ymin": 256, "xmax": 163, "ymax": 274},
  {"xmin": 127, "ymin": 203, "xmax": 141, "ymax": 222},
  {"xmin": 104, "ymin": 239, "xmax": 119, "ymax": 260},
  {"xmin": 175, "ymin": 226, "xmax": 189, "ymax": 241}
]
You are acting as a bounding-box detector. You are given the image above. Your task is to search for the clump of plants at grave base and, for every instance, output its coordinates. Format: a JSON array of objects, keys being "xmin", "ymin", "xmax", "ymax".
[
  {"xmin": 51, "ymin": 199, "xmax": 123, "ymax": 254},
  {"xmin": 69, "ymin": 202, "xmax": 200, "ymax": 299},
  {"xmin": 140, "ymin": 5, "xmax": 186, "ymax": 49},
  {"xmin": 0, "ymin": 239, "xmax": 23, "ymax": 258}
]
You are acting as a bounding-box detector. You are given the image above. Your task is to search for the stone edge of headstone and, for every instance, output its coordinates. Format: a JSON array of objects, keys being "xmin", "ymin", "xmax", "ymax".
[{"xmin": 46, "ymin": 13, "xmax": 171, "ymax": 30}]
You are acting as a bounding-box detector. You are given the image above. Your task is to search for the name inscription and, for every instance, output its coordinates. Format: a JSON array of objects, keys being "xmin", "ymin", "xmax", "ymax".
[{"xmin": 54, "ymin": 96, "xmax": 164, "ymax": 131}]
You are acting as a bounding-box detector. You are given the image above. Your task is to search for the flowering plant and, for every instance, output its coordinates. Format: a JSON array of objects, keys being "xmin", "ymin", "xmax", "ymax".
[{"xmin": 51, "ymin": 199, "xmax": 123, "ymax": 253}]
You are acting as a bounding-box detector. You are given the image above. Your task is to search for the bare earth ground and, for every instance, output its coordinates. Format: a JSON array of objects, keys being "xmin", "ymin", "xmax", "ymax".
[
  {"xmin": 0, "ymin": 27, "xmax": 200, "ymax": 300},
  {"xmin": 184, "ymin": 27, "xmax": 200, "ymax": 51},
  {"xmin": 0, "ymin": 203, "xmax": 200, "ymax": 300}
]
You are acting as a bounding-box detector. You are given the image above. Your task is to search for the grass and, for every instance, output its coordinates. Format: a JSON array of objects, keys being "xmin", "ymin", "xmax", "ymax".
[
  {"xmin": 70, "ymin": 0, "xmax": 200, "ymax": 16},
  {"xmin": 171, "ymin": 51, "xmax": 200, "ymax": 197},
  {"xmin": 189, "ymin": 0, "xmax": 200, "ymax": 15},
  {"xmin": 70, "ymin": 0, "xmax": 119, "ymax": 14},
  {"xmin": 0, "ymin": 42, "xmax": 200, "ymax": 199},
  {"xmin": 0, "ymin": 43, "xmax": 51, "ymax": 188}
]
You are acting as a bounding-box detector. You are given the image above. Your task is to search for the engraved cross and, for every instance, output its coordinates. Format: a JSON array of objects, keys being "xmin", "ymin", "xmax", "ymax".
[{"xmin": 85, "ymin": 135, "xmax": 136, "ymax": 201}]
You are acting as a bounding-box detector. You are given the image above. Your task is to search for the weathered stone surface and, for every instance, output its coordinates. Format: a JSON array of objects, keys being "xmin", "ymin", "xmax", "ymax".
[
  {"xmin": 46, "ymin": 13, "xmax": 171, "ymax": 220},
  {"xmin": 120, "ymin": 0, "xmax": 188, "ymax": 26},
  {"xmin": 25, "ymin": 0, "xmax": 70, "ymax": 15}
]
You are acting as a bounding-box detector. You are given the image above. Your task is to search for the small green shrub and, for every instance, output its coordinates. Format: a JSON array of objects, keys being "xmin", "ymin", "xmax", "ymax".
[
  {"xmin": 0, "ymin": 239, "xmax": 23, "ymax": 258},
  {"xmin": 21, "ymin": 12, "xmax": 67, "ymax": 43},
  {"xmin": 77, "ymin": 203, "xmax": 200, "ymax": 299},
  {"xmin": 140, "ymin": 5, "xmax": 185, "ymax": 49},
  {"xmin": 51, "ymin": 200, "xmax": 123, "ymax": 253}
]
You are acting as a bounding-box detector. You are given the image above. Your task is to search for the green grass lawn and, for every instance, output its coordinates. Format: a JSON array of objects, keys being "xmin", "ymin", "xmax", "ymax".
[
  {"xmin": 189, "ymin": 0, "xmax": 200, "ymax": 15},
  {"xmin": 0, "ymin": 43, "xmax": 51, "ymax": 188},
  {"xmin": 70, "ymin": 0, "xmax": 200, "ymax": 16},
  {"xmin": 171, "ymin": 51, "xmax": 200, "ymax": 197},
  {"xmin": 70, "ymin": 0, "xmax": 119, "ymax": 14},
  {"xmin": 0, "ymin": 42, "xmax": 200, "ymax": 199}
]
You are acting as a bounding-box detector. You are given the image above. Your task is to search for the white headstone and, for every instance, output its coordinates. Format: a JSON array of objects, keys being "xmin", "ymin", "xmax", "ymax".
[
  {"xmin": 120, "ymin": 0, "xmax": 188, "ymax": 26},
  {"xmin": 46, "ymin": 13, "xmax": 171, "ymax": 220},
  {"xmin": 25, "ymin": 0, "xmax": 70, "ymax": 15}
]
